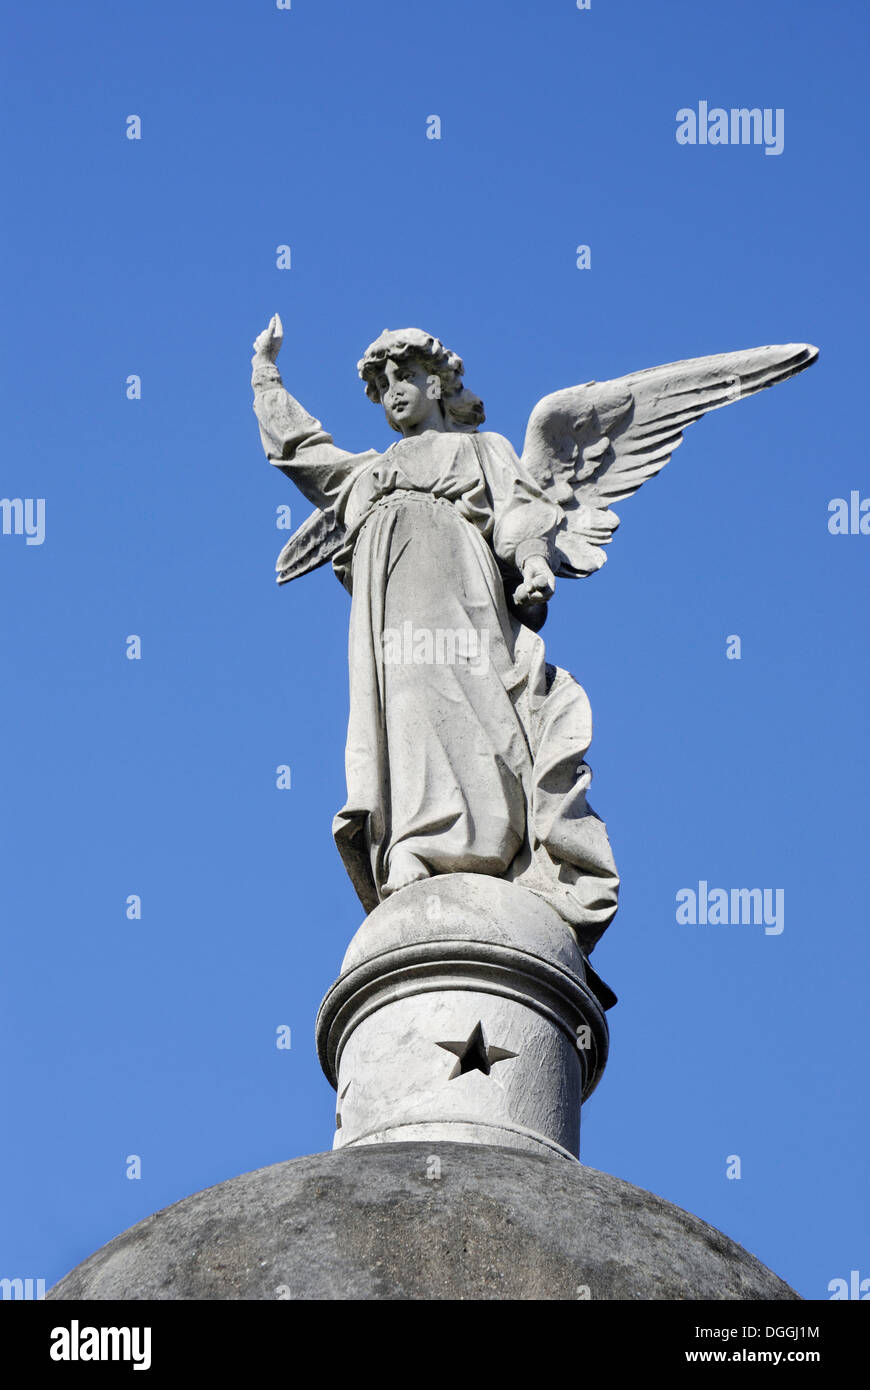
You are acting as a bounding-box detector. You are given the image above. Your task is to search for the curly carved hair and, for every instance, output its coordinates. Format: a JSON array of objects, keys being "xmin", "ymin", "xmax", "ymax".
[{"xmin": 357, "ymin": 328, "xmax": 485, "ymax": 433}]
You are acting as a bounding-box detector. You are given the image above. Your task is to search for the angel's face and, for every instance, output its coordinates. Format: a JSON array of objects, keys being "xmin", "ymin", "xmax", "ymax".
[{"xmin": 375, "ymin": 357, "xmax": 443, "ymax": 434}]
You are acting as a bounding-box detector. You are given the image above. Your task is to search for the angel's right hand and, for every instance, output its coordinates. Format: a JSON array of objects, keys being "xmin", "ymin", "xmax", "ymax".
[{"xmin": 252, "ymin": 313, "xmax": 284, "ymax": 364}]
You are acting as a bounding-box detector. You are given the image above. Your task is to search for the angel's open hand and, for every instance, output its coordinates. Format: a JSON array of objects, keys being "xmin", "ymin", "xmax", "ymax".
[
  {"xmin": 252, "ymin": 313, "xmax": 284, "ymax": 364},
  {"xmin": 513, "ymin": 555, "xmax": 556, "ymax": 608}
]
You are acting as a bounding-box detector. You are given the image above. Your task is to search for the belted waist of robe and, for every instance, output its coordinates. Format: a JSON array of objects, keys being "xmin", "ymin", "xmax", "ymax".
[{"xmin": 331, "ymin": 489, "xmax": 490, "ymax": 593}]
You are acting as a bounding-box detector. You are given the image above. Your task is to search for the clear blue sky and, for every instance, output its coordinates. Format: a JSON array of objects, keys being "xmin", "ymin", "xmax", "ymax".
[{"xmin": 2, "ymin": 0, "xmax": 867, "ymax": 1300}]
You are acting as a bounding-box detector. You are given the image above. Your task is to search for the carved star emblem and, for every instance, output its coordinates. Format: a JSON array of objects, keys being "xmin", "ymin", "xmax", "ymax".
[{"xmin": 436, "ymin": 1021, "xmax": 516, "ymax": 1079}]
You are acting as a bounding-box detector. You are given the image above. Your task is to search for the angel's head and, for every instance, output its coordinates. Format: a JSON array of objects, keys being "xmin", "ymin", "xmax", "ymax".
[{"xmin": 358, "ymin": 328, "xmax": 485, "ymax": 435}]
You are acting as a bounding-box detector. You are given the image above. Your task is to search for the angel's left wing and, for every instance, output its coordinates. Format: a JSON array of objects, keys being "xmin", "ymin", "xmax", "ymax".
[
  {"xmin": 520, "ymin": 343, "xmax": 818, "ymax": 577},
  {"xmin": 275, "ymin": 506, "xmax": 345, "ymax": 585}
]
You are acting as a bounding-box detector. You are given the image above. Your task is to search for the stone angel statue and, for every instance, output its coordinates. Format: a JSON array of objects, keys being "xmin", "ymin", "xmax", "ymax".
[{"xmin": 251, "ymin": 316, "xmax": 817, "ymax": 969}]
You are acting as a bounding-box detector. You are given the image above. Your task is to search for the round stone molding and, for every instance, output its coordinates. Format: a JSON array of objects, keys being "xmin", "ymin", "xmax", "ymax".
[{"xmin": 316, "ymin": 874, "xmax": 610, "ymax": 1159}]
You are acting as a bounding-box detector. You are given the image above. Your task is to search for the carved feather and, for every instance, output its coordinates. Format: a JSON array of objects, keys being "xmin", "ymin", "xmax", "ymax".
[
  {"xmin": 275, "ymin": 506, "xmax": 346, "ymax": 585},
  {"xmin": 521, "ymin": 343, "xmax": 819, "ymax": 576}
]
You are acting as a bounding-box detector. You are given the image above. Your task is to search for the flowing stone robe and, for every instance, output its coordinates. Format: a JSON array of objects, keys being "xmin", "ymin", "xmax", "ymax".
[{"xmin": 253, "ymin": 360, "xmax": 619, "ymax": 957}]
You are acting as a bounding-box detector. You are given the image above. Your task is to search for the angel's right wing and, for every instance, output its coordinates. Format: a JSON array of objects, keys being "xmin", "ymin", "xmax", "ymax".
[
  {"xmin": 275, "ymin": 506, "xmax": 346, "ymax": 586},
  {"xmin": 521, "ymin": 343, "xmax": 818, "ymax": 577}
]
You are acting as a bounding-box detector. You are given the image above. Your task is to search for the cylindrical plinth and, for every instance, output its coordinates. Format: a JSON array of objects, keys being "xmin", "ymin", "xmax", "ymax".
[{"xmin": 316, "ymin": 875, "xmax": 609, "ymax": 1159}]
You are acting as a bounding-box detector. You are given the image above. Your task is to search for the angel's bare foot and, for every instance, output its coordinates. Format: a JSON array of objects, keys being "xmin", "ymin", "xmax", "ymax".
[{"xmin": 382, "ymin": 851, "xmax": 429, "ymax": 897}]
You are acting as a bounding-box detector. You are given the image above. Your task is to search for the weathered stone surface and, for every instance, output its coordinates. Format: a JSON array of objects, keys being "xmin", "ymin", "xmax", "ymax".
[
  {"xmin": 317, "ymin": 875, "xmax": 609, "ymax": 1159},
  {"xmin": 252, "ymin": 315, "xmax": 623, "ymax": 951},
  {"xmin": 48, "ymin": 1143, "xmax": 799, "ymax": 1301},
  {"xmin": 253, "ymin": 316, "xmax": 816, "ymax": 964}
]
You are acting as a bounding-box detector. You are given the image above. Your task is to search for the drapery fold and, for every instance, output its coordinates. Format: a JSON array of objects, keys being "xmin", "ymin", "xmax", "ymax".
[{"xmin": 253, "ymin": 370, "xmax": 618, "ymax": 955}]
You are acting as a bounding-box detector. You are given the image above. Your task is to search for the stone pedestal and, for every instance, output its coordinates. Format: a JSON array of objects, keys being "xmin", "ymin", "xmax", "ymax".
[
  {"xmin": 48, "ymin": 881, "xmax": 801, "ymax": 1303},
  {"xmin": 316, "ymin": 875, "xmax": 610, "ymax": 1160}
]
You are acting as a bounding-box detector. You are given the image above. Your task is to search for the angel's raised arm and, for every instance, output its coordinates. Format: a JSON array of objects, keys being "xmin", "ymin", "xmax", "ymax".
[{"xmin": 252, "ymin": 314, "xmax": 373, "ymax": 514}]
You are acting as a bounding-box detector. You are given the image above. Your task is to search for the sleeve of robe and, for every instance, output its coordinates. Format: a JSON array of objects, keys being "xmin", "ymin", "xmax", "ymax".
[
  {"xmin": 474, "ymin": 432, "xmax": 561, "ymax": 572},
  {"xmin": 251, "ymin": 356, "xmax": 373, "ymax": 512}
]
